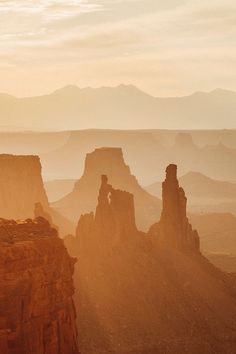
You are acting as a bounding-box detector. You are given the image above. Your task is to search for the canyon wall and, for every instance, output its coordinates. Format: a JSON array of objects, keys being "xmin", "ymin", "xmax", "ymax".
[
  {"xmin": 0, "ymin": 155, "xmax": 48, "ymax": 220},
  {"xmin": 0, "ymin": 217, "xmax": 79, "ymax": 354},
  {"xmin": 0, "ymin": 154, "xmax": 74, "ymax": 236}
]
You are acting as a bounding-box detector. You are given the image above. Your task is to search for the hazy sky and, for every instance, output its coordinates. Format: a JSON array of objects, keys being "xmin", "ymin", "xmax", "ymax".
[{"xmin": 0, "ymin": 0, "xmax": 235, "ymax": 97}]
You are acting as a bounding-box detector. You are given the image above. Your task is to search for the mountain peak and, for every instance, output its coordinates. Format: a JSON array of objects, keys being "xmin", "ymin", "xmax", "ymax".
[
  {"xmin": 53, "ymin": 85, "xmax": 80, "ymax": 95},
  {"xmin": 181, "ymin": 171, "xmax": 211, "ymax": 180},
  {"xmin": 210, "ymin": 88, "xmax": 235, "ymax": 95}
]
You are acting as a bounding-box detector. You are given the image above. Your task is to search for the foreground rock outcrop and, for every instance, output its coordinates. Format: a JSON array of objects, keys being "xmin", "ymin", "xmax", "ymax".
[
  {"xmin": 53, "ymin": 147, "xmax": 161, "ymax": 231},
  {"xmin": 66, "ymin": 165, "xmax": 236, "ymax": 354},
  {"xmin": 0, "ymin": 217, "xmax": 79, "ymax": 354}
]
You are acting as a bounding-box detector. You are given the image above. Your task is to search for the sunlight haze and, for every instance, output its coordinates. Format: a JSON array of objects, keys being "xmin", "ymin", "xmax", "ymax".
[{"xmin": 0, "ymin": 0, "xmax": 235, "ymax": 97}]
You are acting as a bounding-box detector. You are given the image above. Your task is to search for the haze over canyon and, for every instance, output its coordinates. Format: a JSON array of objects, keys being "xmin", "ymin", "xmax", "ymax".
[{"xmin": 0, "ymin": 0, "xmax": 236, "ymax": 353}]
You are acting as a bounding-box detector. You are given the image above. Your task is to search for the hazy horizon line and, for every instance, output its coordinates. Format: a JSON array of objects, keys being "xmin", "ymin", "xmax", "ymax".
[
  {"xmin": 1, "ymin": 127, "xmax": 236, "ymax": 134},
  {"xmin": 0, "ymin": 83, "xmax": 235, "ymax": 99}
]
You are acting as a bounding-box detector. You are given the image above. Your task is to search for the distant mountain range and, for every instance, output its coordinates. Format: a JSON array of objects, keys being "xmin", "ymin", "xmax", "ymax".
[{"xmin": 0, "ymin": 85, "xmax": 236, "ymax": 130}]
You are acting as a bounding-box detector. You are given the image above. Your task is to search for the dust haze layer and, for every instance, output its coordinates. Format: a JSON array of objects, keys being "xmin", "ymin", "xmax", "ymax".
[
  {"xmin": 0, "ymin": 86, "xmax": 236, "ymax": 130},
  {"xmin": 41, "ymin": 130, "xmax": 236, "ymax": 185}
]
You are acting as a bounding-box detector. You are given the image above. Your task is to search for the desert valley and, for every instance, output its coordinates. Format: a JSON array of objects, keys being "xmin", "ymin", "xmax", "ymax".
[{"xmin": 1, "ymin": 0, "xmax": 236, "ymax": 352}]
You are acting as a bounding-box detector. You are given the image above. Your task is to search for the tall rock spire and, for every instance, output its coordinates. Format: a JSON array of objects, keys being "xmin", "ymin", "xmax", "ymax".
[
  {"xmin": 149, "ymin": 164, "xmax": 200, "ymax": 252},
  {"xmin": 75, "ymin": 175, "xmax": 137, "ymax": 250}
]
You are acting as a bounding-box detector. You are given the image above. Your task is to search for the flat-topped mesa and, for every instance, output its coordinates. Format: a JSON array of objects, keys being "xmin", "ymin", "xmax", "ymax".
[
  {"xmin": 0, "ymin": 217, "xmax": 79, "ymax": 354},
  {"xmin": 174, "ymin": 133, "xmax": 196, "ymax": 150},
  {"xmin": 149, "ymin": 164, "xmax": 200, "ymax": 252},
  {"xmin": 84, "ymin": 147, "xmax": 131, "ymax": 178}
]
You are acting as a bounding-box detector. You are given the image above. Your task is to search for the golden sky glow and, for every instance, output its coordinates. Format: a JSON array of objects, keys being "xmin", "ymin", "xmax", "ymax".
[{"xmin": 0, "ymin": 0, "xmax": 235, "ymax": 97}]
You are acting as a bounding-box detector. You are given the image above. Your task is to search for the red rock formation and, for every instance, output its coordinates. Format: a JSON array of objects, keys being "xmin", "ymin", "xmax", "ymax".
[
  {"xmin": 53, "ymin": 147, "xmax": 161, "ymax": 231},
  {"xmin": 0, "ymin": 154, "xmax": 74, "ymax": 236},
  {"xmin": 0, "ymin": 217, "xmax": 79, "ymax": 354},
  {"xmin": 34, "ymin": 202, "xmax": 54, "ymax": 225},
  {"xmin": 65, "ymin": 165, "xmax": 236, "ymax": 354},
  {"xmin": 0, "ymin": 155, "xmax": 48, "ymax": 220},
  {"xmin": 149, "ymin": 164, "xmax": 200, "ymax": 252},
  {"xmin": 94, "ymin": 175, "xmax": 137, "ymax": 239},
  {"xmin": 72, "ymin": 175, "xmax": 139, "ymax": 255}
]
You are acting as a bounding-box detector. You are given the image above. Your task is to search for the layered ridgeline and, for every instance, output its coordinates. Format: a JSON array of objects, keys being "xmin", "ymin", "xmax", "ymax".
[
  {"xmin": 0, "ymin": 217, "xmax": 79, "ymax": 354},
  {"xmin": 0, "ymin": 85, "xmax": 236, "ymax": 130},
  {"xmin": 0, "ymin": 154, "xmax": 74, "ymax": 235},
  {"xmin": 66, "ymin": 164, "xmax": 236, "ymax": 354},
  {"xmin": 42, "ymin": 130, "xmax": 236, "ymax": 186},
  {"xmin": 53, "ymin": 147, "xmax": 161, "ymax": 231}
]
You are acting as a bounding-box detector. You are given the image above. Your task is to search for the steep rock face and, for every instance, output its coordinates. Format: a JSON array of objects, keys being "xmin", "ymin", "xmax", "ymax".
[
  {"xmin": 0, "ymin": 217, "xmax": 79, "ymax": 354},
  {"xmin": 53, "ymin": 147, "xmax": 161, "ymax": 231},
  {"xmin": 65, "ymin": 168, "xmax": 236, "ymax": 354},
  {"xmin": 94, "ymin": 175, "xmax": 137, "ymax": 239},
  {"xmin": 73, "ymin": 175, "xmax": 139, "ymax": 254},
  {"xmin": 0, "ymin": 154, "xmax": 74, "ymax": 236},
  {"xmin": 149, "ymin": 164, "xmax": 200, "ymax": 252},
  {"xmin": 0, "ymin": 155, "xmax": 48, "ymax": 219}
]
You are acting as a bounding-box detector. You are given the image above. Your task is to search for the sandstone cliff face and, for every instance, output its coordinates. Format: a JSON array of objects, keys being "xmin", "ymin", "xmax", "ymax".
[
  {"xmin": 148, "ymin": 164, "xmax": 200, "ymax": 252},
  {"xmin": 0, "ymin": 154, "xmax": 74, "ymax": 236},
  {"xmin": 0, "ymin": 155, "xmax": 48, "ymax": 220},
  {"xmin": 53, "ymin": 147, "xmax": 161, "ymax": 231},
  {"xmin": 94, "ymin": 175, "xmax": 137, "ymax": 241},
  {"xmin": 73, "ymin": 174, "xmax": 139, "ymax": 255},
  {"xmin": 0, "ymin": 217, "xmax": 79, "ymax": 354},
  {"xmin": 65, "ymin": 166, "xmax": 236, "ymax": 354}
]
